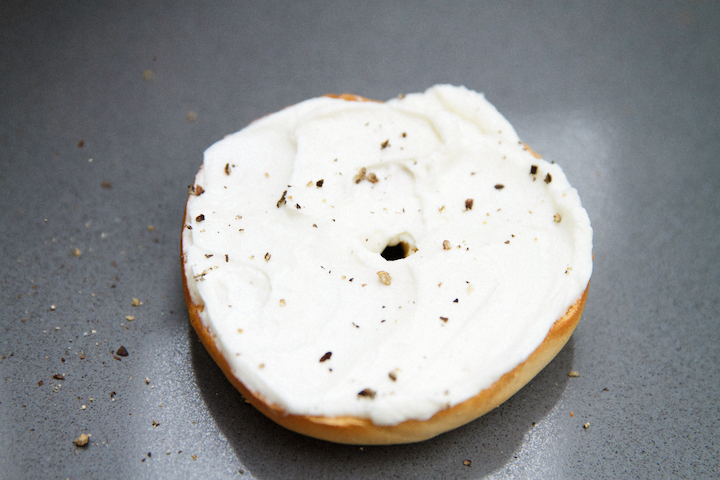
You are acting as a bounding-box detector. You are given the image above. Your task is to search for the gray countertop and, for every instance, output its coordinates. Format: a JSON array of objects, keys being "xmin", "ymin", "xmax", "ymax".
[{"xmin": 1, "ymin": 1, "xmax": 718, "ymax": 478}]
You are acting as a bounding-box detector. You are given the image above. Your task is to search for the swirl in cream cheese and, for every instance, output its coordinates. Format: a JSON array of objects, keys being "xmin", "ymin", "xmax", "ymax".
[{"xmin": 183, "ymin": 85, "xmax": 593, "ymax": 426}]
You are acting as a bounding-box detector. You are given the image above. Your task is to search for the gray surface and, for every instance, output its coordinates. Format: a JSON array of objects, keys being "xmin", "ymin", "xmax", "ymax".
[{"xmin": 1, "ymin": 1, "xmax": 719, "ymax": 478}]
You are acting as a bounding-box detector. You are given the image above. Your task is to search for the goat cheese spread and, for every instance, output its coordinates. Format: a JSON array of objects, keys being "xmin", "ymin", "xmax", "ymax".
[{"xmin": 182, "ymin": 85, "xmax": 593, "ymax": 425}]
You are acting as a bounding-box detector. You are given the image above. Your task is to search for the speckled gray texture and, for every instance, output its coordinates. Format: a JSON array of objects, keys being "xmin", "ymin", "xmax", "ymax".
[{"xmin": 1, "ymin": 1, "xmax": 718, "ymax": 479}]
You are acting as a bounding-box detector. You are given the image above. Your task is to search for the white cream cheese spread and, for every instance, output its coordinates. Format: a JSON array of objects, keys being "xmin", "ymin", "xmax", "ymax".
[{"xmin": 182, "ymin": 85, "xmax": 593, "ymax": 426}]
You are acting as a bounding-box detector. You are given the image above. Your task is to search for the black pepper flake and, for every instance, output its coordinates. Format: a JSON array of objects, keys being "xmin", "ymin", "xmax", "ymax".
[
  {"xmin": 316, "ymin": 179, "xmax": 324, "ymax": 188},
  {"xmin": 52, "ymin": 374, "xmax": 65, "ymax": 380},
  {"xmin": 37, "ymin": 380, "xmax": 44, "ymax": 386},
  {"xmin": 195, "ymin": 214, "xmax": 205, "ymax": 222},
  {"xmin": 401, "ymin": 132, "xmax": 407, "ymax": 137},
  {"xmin": 530, "ymin": 165, "xmax": 538, "ymax": 175},
  {"xmin": 453, "ymin": 299, "xmax": 459, "ymax": 303},
  {"xmin": 465, "ymin": 199, "xmax": 474, "ymax": 211},
  {"xmin": 116, "ymin": 346, "xmax": 128, "ymax": 357},
  {"xmin": 358, "ymin": 388, "xmax": 376, "ymax": 399},
  {"xmin": 354, "ymin": 167, "xmax": 367, "ymax": 183},
  {"xmin": 381, "ymin": 139, "xmax": 390, "ymax": 149},
  {"xmin": 440, "ymin": 317, "xmax": 449, "ymax": 323},
  {"xmin": 319, "ymin": 352, "xmax": 332, "ymax": 362},
  {"xmin": 544, "ymin": 173, "xmax": 552, "ymax": 184},
  {"xmin": 225, "ymin": 254, "xmax": 229, "ymax": 262},
  {"xmin": 188, "ymin": 185, "xmax": 205, "ymax": 197},
  {"xmin": 224, "ymin": 163, "xmax": 231, "ymax": 175},
  {"xmin": 101, "ymin": 181, "xmax": 112, "ymax": 189},
  {"xmin": 312, "ymin": 224, "xmax": 318, "ymax": 228},
  {"xmin": 389, "ymin": 371, "xmax": 397, "ymax": 381},
  {"xmin": 295, "ymin": 203, "xmax": 301, "ymax": 209},
  {"xmin": 276, "ymin": 190, "xmax": 287, "ymax": 208},
  {"xmin": 494, "ymin": 184, "xmax": 505, "ymax": 190},
  {"xmin": 505, "ymin": 240, "xmax": 510, "ymax": 244}
]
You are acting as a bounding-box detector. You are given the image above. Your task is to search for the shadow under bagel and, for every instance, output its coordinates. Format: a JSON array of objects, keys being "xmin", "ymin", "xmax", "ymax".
[{"xmin": 189, "ymin": 323, "xmax": 575, "ymax": 479}]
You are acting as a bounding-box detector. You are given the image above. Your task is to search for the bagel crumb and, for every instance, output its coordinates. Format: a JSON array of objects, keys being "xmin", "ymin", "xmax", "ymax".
[
  {"xmin": 570, "ymin": 411, "xmax": 574, "ymax": 417},
  {"xmin": 366, "ymin": 172, "xmax": 379, "ymax": 183},
  {"xmin": 554, "ymin": 213, "xmax": 562, "ymax": 223},
  {"xmin": 381, "ymin": 139, "xmax": 390, "ymax": 149},
  {"xmin": 225, "ymin": 163, "xmax": 231, "ymax": 175},
  {"xmin": 377, "ymin": 271, "xmax": 391, "ymax": 285},
  {"xmin": 279, "ymin": 299, "xmax": 285, "ymax": 307},
  {"xmin": 388, "ymin": 372, "xmax": 397, "ymax": 381},
  {"xmin": 131, "ymin": 298, "xmax": 140, "ymax": 306},
  {"xmin": 358, "ymin": 388, "xmax": 376, "ymax": 399},
  {"xmin": 74, "ymin": 433, "xmax": 90, "ymax": 447},
  {"xmin": 568, "ymin": 370, "xmax": 579, "ymax": 377},
  {"xmin": 465, "ymin": 199, "xmax": 474, "ymax": 210},
  {"xmin": 440, "ymin": 317, "xmax": 449, "ymax": 323},
  {"xmin": 264, "ymin": 253, "xmax": 271, "ymax": 262},
  {"xmin": 584, "ymin": 422, "xmax": 590, "ymax": 429},
  {"xmin": 443, "ymin": 240, "xmax": 452, "ymax": 250},
  {"xmin": 463, "ymin": 460, "xmax": 471, "ymax": 467},
  {"xmin": 494, "ymin": 184, "xmax": 504, "ymax": 190}
]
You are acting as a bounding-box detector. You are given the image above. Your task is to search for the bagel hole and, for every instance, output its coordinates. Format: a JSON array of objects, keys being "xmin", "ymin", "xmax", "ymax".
[{"xmin": 381, "ymin": 241, "xmax": 410, "ymax": 261}]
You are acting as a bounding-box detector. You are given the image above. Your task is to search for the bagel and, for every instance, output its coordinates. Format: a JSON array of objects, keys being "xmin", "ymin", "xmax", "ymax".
[{"xmin": 181, "ymin": 85, "xmax": 593, "ymax": 444}]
